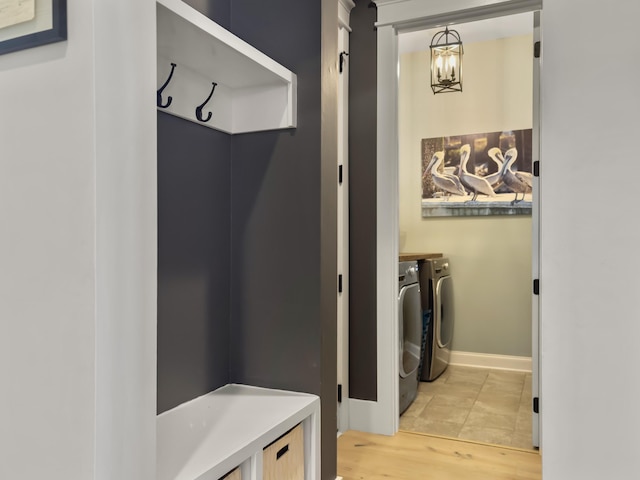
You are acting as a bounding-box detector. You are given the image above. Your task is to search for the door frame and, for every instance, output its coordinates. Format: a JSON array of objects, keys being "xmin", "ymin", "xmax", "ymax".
[
  {"xmin": 337, "ymin": 0, "xmax": 355, "ymax": 435},
  {"xmin": 365, "ymin": 0, "xmax": 543, "ymax": 438}
]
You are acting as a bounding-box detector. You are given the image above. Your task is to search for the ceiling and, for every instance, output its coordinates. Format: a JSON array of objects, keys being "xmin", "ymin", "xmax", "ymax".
[{"xmin": 398, "ymin": 12, "xmax": 534, "ymax": 54}]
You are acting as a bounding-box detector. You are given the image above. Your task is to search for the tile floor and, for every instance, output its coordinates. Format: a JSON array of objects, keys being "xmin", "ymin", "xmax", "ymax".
[{"xmin": 400, "ymin": 365, "xmax": 535, "ymax": 450}]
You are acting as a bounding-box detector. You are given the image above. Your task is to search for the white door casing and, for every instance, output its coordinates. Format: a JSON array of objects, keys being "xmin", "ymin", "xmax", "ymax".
[
  {"xmin": 531, "ymin": 9, "xmax": 541, "ymax": 448},
  {"xmin": 337, "ymin": 0, "xmax": 355, "ymax": 435},
  {"xmin": 351, "ymin": 0, "xmax": 543, "ymax": 438}
]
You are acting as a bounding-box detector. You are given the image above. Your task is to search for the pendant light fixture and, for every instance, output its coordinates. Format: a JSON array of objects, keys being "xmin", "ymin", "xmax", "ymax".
[{"xmin": 430, "ymin": 26, "xmax": 463, "ymax": 94}]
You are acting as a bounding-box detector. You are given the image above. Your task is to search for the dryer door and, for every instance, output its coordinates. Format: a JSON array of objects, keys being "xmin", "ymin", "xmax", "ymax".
[
  {"xmin": 398, "ymin": 283, "xmax": 421, "ymax": 378},
  {"xmin": 435, "ymin": 275, "xmax": 454, "ymax": 348}
]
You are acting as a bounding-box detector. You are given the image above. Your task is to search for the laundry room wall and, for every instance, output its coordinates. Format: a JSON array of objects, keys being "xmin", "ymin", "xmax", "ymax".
[{"xmin": 398, "ymin": 34, "xmax": 533, "ymax": 357}]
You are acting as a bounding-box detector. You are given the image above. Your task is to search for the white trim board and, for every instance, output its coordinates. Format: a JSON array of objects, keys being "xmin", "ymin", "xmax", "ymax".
[
  {"xmin": 348, "ymin": 398, "xmax": 394, "ymax": 434},
  {"xmin": 367, "ymin": 0, "xmax": 542, "ymax": 440},
  {"xmin": 449, "ymin": 351, "xmax": 532, "ymax": 372}
]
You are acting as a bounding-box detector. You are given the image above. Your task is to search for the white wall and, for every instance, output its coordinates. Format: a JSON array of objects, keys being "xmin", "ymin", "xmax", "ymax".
[
  {"xmin": 0, "ymin": 2, "xmax": 97, "ymax": 477},
  {"xmin": 540, "ymin": 1, "xmax": 640, "ymax": 478},
  {"xmin": 0, "ymin": 1, "xmax": 156, "ymax": 479},
  {"xmin": 377, "ymin": 0, "xmax": 640, "ymax": 473},
  {"xmin": 398, "ymin": 35, "xmax": 533, "ymax": 356}
]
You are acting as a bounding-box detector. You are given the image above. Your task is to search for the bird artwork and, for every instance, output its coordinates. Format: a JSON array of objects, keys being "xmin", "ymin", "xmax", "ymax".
[
  {"xmin": 421, "ymin": 129, "xmax": 534, "ymax": 217},
  {"xmin": 500, "ymin": 148, "xmax": 533, "ymax": 204},
  {"xmin": 485, "ymin": 147, "xmax": 506, "ymax": 188},
  {"xmin": 426, "ymin": 151, "xmax": 466, "ymax": 199},
  {"xmin": 458, "ymin": 144, "xmax": 496, "ymax": 201}
]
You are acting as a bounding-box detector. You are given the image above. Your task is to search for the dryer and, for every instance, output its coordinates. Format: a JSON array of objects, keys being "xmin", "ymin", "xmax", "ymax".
[
  {"xmin": 398, "ymin": 261, "xmax": 422, "ymax": 414},
  {"xmin": 420, "ymin": 258, "xmax": 454, "ymax": 382}
]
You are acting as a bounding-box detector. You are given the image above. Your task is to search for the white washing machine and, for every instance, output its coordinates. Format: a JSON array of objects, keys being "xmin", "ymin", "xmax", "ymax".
[
  {"xmin": 420, "ymin": 258, "xmax": 454, "ymax": 382},
  {"xmin": 398, "ymin": 261, "xmax": 422, "ymax": 414}
]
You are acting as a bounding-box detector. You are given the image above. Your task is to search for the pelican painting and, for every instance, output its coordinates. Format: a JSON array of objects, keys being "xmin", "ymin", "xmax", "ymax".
[
  {"xmin": 427, "ymin": 151, "xmax": 466, "ymax": 199},
  {"xmin": 500, "ymin": 148, "xmax": 533, "ymax": 204},
  {"xmin": 486, "ymin": 147, "xmax": 506, "ymax": 187},
  {"xmin": 421, "ymin": 128, "xmax": 533, "ymax": 217},
  {"xmin": 458, "ymin": 144, "xmax": 496, "ymax": 201}
]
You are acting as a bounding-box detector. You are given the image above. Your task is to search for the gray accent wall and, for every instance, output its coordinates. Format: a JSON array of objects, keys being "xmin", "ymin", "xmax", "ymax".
[
  {"xmin": 348, "ymin": 1, "xmax": 378, "ymax": 402},
  {"xmin": 228, "ymin": 0, "xmax": 323, "ymax": 394},
  {"xmin": 182, "ymin": 0, "xmax": 231, "ymax": 29},
  {"xmin": 156, "ymin": 1, "xmax": 337, "ymax": 479},
  {"xmin": 157, "ymin": 112, "xmax": 231, "ymax": 413},
  {"xmin": 228, "ymin": 2, "xmax": 337, "ymax": 479}
]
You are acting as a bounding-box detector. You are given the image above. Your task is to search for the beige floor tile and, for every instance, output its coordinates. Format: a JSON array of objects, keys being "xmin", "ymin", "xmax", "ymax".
[
  {"xmin": 402, "ymin": 366, "xmax": 533, "ymax": 450},
  {"xmin": 429, "ymin": 392, "xmax": 477, "ymax": 410},
  {"xmin": 486, "ymin": 370, "xmax": 526, "ymax": 385},
  {"xmin": 511, "ymin": 431, "xmax": 536, "ymax": 450},
  {"xmin": 481, "ymin": 380, "xmax": 524, "ymax": 396},
  {"xmin": 401, "ymin": 392, "xmax": 432, "ymax": 418},
  {"xmin": 418, "ymin": 381, "xmax": 432, "ymax": 393},
  {"xmin": 422, "ymin": 382, "xmax": 482, "ymax": 400},
  {"xmin": 445, "ymin": 367, "xmax": 488, "ymax": 387},
  {"xmin": 399, "ymin": 414, "xmax": 416, "ymax": 430},
  {"xmin": 474, "ymin": 391, "xmax": 521, "ymax": 414},
  {"xmin": 411, "ymin": 416, "xmax": 464, "ymax": 438},
  {"xmin": 419, "ymin": 403, "xmax": 471, "ymax": 425},
  {"xmin": 515, "ymin": 407, "xmax": 532, "ymax": 433},
  {"xmin": 417, "ymin": 379, "xmax": 449, "ymax": 394},
  {"xmin": 418, "ymin": 380, "xmax": 447, "ymax": 395},
  {"xmin": 458, "ymin": 424, "xmax": 514, "ymax": 446},
  {"xmin": 465, "ymin": 408, "xmax": 517, "ymax": 431}
]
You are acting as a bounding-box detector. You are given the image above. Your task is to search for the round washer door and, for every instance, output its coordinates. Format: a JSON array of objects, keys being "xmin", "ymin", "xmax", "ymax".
[{"xmin": 435, "ymin": 275, "xmax": 454, "ymax": 348}]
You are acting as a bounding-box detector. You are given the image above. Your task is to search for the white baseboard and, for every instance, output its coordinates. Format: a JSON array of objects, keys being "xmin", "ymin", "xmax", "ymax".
[
  {"xmin": 348, "ymin": 398, "xmax": 395, "ymax": 435},
  {"xmin": 449, "ymin": 350, "xmax": 532, "ymax": 372},
  {"xmin": 336, "ymin": 477, "xmax": 344, "ymax": 480}
]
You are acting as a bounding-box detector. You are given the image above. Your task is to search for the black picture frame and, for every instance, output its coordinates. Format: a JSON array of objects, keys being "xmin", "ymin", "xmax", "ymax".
[{"xmin": 0, "ymin": 0, "xmax": 67, "ymax": 56}]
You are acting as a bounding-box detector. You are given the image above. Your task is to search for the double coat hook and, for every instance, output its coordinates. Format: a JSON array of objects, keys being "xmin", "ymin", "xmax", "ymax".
[
  {"xmin": 196, "ymin": 82, "xmax": 218, "ymax": 123},
  {"xmin": 158, "ymin": 62, "xmax": 218, "ymax": 123}
]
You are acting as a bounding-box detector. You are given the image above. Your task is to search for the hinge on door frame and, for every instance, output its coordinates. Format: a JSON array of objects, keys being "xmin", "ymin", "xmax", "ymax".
[
  {"xmin": 339, "ymin": 164, "xmax": 343, "ymax": 185},
  {"xmin": 338, "ymin": 384, "xmax": 343, "ymax": 403},
  {"xmin": 533, "ymin": 160, "xmax": 539, "ymax": 177},
  {"xmin": 533, "ymin": 279, "xmax": 539, "ymax": 295},
  {"xmin": 339, "ymin": 51, "xmax": 349, "ymax": 73},
  {"xmin": 338, "ymin": 274, "xmax": 343, "ymax": 293},
  {"xmin": 533, "ymin": 396, "xmax": 539, "ymax": 414},
  {"xmin": 534, "ymin": 41, "xmax": 541, "ymax": 58}
]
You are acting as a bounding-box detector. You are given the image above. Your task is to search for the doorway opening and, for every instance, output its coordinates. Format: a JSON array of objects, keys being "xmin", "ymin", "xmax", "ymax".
[
  {"xmin": 370, "ymin": 0, "xmax": 542, "ymax": 451},
  {"xmin": 396, "ymin": 12, "xmax": 537, "ymax": 450}
]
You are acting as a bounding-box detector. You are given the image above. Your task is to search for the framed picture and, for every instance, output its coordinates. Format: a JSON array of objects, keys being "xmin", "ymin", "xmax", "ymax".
[
  {"xmin": 422, "ymin": 129, "xmax": 533, "ymax": 217},
  {"xmin": 0, "ymin": 0, "xmax": 67, "ymax": 56}
]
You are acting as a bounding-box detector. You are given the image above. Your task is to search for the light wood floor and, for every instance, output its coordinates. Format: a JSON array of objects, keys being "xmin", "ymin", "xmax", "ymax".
[{"xmin": 337, "ymin": 430, "xmax": 541, "ymax": 480}]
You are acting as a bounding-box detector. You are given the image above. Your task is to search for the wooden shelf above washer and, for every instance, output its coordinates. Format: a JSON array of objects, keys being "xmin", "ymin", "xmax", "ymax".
[{"xmin": 398, "ymin": 253, "xmax": 443, "ymax": 262}]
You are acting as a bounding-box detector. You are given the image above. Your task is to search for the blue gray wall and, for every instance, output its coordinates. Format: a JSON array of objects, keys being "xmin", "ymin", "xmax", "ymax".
[
  {"xmin": 348, "ymin": 1, "xmax": 378, "ymax": 402},
  {"xmin": 157, "ymin": 112, "xmax": 231, "ymax": 413},
  {"xmin": 156, "ymin": 1, "xmax": 337, "ymax": 479},
  {"xmin": 228, "ymin": 2, "xmax": 324, "ymax": 395}
]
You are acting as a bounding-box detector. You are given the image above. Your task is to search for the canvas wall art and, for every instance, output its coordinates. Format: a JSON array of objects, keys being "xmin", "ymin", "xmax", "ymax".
[{"xmin": 421, "ymin": 129, "xmax": 533, "ymax": 217}]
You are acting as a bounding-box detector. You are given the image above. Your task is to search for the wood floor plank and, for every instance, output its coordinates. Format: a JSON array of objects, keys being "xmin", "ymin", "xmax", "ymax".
[{"xmin": 337, "ymin": 430, "xmax": 541, "ymax": 480}]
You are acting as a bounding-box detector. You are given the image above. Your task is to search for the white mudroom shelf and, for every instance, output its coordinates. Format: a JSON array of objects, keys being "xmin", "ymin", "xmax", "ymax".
[
  {"xmin": 157, "ymin": 384, "xmax": 320, "ymax": 480},
  {"xmin": 156, "ymin": 0, "xmax": 297, "ymax": 134}
]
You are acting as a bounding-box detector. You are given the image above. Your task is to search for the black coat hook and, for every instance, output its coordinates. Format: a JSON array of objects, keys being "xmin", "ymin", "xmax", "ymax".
[
  {"xmin": 157, "ymin": 63, "xmax": 177, "ymax": 109},
  {"xmin": 196, "ymin": 82, "xmax": 217, "ymax": 123}
]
